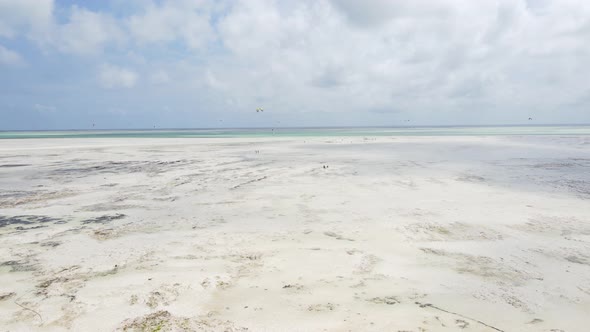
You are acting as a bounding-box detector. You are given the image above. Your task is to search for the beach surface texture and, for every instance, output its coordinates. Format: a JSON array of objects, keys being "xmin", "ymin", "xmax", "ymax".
[{"xmin": 1, "ymin": 135, "xmax": 589, "ymax": 331}]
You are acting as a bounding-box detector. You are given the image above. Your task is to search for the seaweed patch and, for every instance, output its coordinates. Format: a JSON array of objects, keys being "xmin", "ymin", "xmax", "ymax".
[
  {"xmin": 0, "ymin": 215, "xmax": 63, "ymax": 228},
  {"xmin": 81, "ymin": 214, "xmax": 126, "ymax": 225}
]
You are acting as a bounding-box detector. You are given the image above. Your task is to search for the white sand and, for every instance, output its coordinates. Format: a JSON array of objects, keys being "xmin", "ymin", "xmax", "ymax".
[{"xmin": 0, "ymin": 135, "xmax": 589, "ymax": 331}]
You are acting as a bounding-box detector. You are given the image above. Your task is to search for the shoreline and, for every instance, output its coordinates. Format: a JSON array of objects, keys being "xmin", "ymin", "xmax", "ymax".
[{"xmin": 2, "ymin": 125, "xmax": 590, "ymax": 140}]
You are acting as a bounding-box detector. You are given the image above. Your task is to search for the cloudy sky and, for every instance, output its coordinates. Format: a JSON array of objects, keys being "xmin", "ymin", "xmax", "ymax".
[{"xmin": 1, "ymin": 0, "xmax": 589, "ymax": 130}]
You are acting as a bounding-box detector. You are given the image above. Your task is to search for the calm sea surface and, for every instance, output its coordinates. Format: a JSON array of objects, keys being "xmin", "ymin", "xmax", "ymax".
[{"xmin": 1, "ymin": 126, "xmax": 590, "ymax": 139}]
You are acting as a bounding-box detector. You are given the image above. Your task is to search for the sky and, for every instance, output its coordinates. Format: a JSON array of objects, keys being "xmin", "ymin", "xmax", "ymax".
[{"xmin": 1, "ymin": 0, "xmax": 589, "ymax": 130}]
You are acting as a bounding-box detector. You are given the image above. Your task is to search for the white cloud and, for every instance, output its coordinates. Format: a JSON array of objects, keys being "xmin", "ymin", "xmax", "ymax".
[
  {"xmin": 127, "ymin": 1, "xmax": 214, "ymax": 49},
  {"xmin": 52, "ymin": 7, "xmax": 125, "ymax": 55},
  {"xmin": 0, "ymin": 2, "xmax": 124, "ymax": 56},
  {"xmin": 98, "ymin": 64, "xmax": 138, "ymax": 89},
  {"xmin": 205, "ymin": 0, "xmax": 590, "ymax": 121},
  {"xmin": 0, "ymin": 44, "xmax": 25, "ymax": 66},
  {"xmin": 0, "ymin": 0, "xmax": 53, "ymax": 38}
]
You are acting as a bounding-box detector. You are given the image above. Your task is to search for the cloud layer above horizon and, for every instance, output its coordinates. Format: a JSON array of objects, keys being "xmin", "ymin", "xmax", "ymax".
[{"xmin": 1, "ymin": 0, "xmax": 589, "ymax": 129}]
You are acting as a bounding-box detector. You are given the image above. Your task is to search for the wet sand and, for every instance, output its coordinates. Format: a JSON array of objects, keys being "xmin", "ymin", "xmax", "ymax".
[{"xmin": 0, "ymin": 136, "xmax": 589, "ymax": 331}]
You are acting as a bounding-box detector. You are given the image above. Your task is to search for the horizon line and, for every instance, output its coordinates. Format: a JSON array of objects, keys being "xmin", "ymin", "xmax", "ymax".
[{"xmin": 2, "ymin": 123, "xmax": 590, "ymax": 132}]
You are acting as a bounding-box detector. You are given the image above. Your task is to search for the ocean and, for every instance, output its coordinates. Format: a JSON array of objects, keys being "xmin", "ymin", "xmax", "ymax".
[{"xmin": 1, "ymin": 125, "xmax": 590, "ymax": 139}]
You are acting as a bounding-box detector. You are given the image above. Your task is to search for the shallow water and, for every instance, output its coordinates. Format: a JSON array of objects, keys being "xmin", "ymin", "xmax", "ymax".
[{"xmin": 1, "ymin": 125, "xmax": 590, "ymax": 139}]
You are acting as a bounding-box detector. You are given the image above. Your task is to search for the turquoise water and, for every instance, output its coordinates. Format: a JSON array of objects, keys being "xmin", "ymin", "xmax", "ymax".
[{"xmin": 1, "ymin": 126, "xmax": 590, "ymax": 139}]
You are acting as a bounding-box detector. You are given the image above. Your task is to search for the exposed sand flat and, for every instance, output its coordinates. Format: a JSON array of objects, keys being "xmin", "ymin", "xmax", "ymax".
[{"xmin": 0, "ymin": 135, "xmax": 589, "ymax": 331}]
